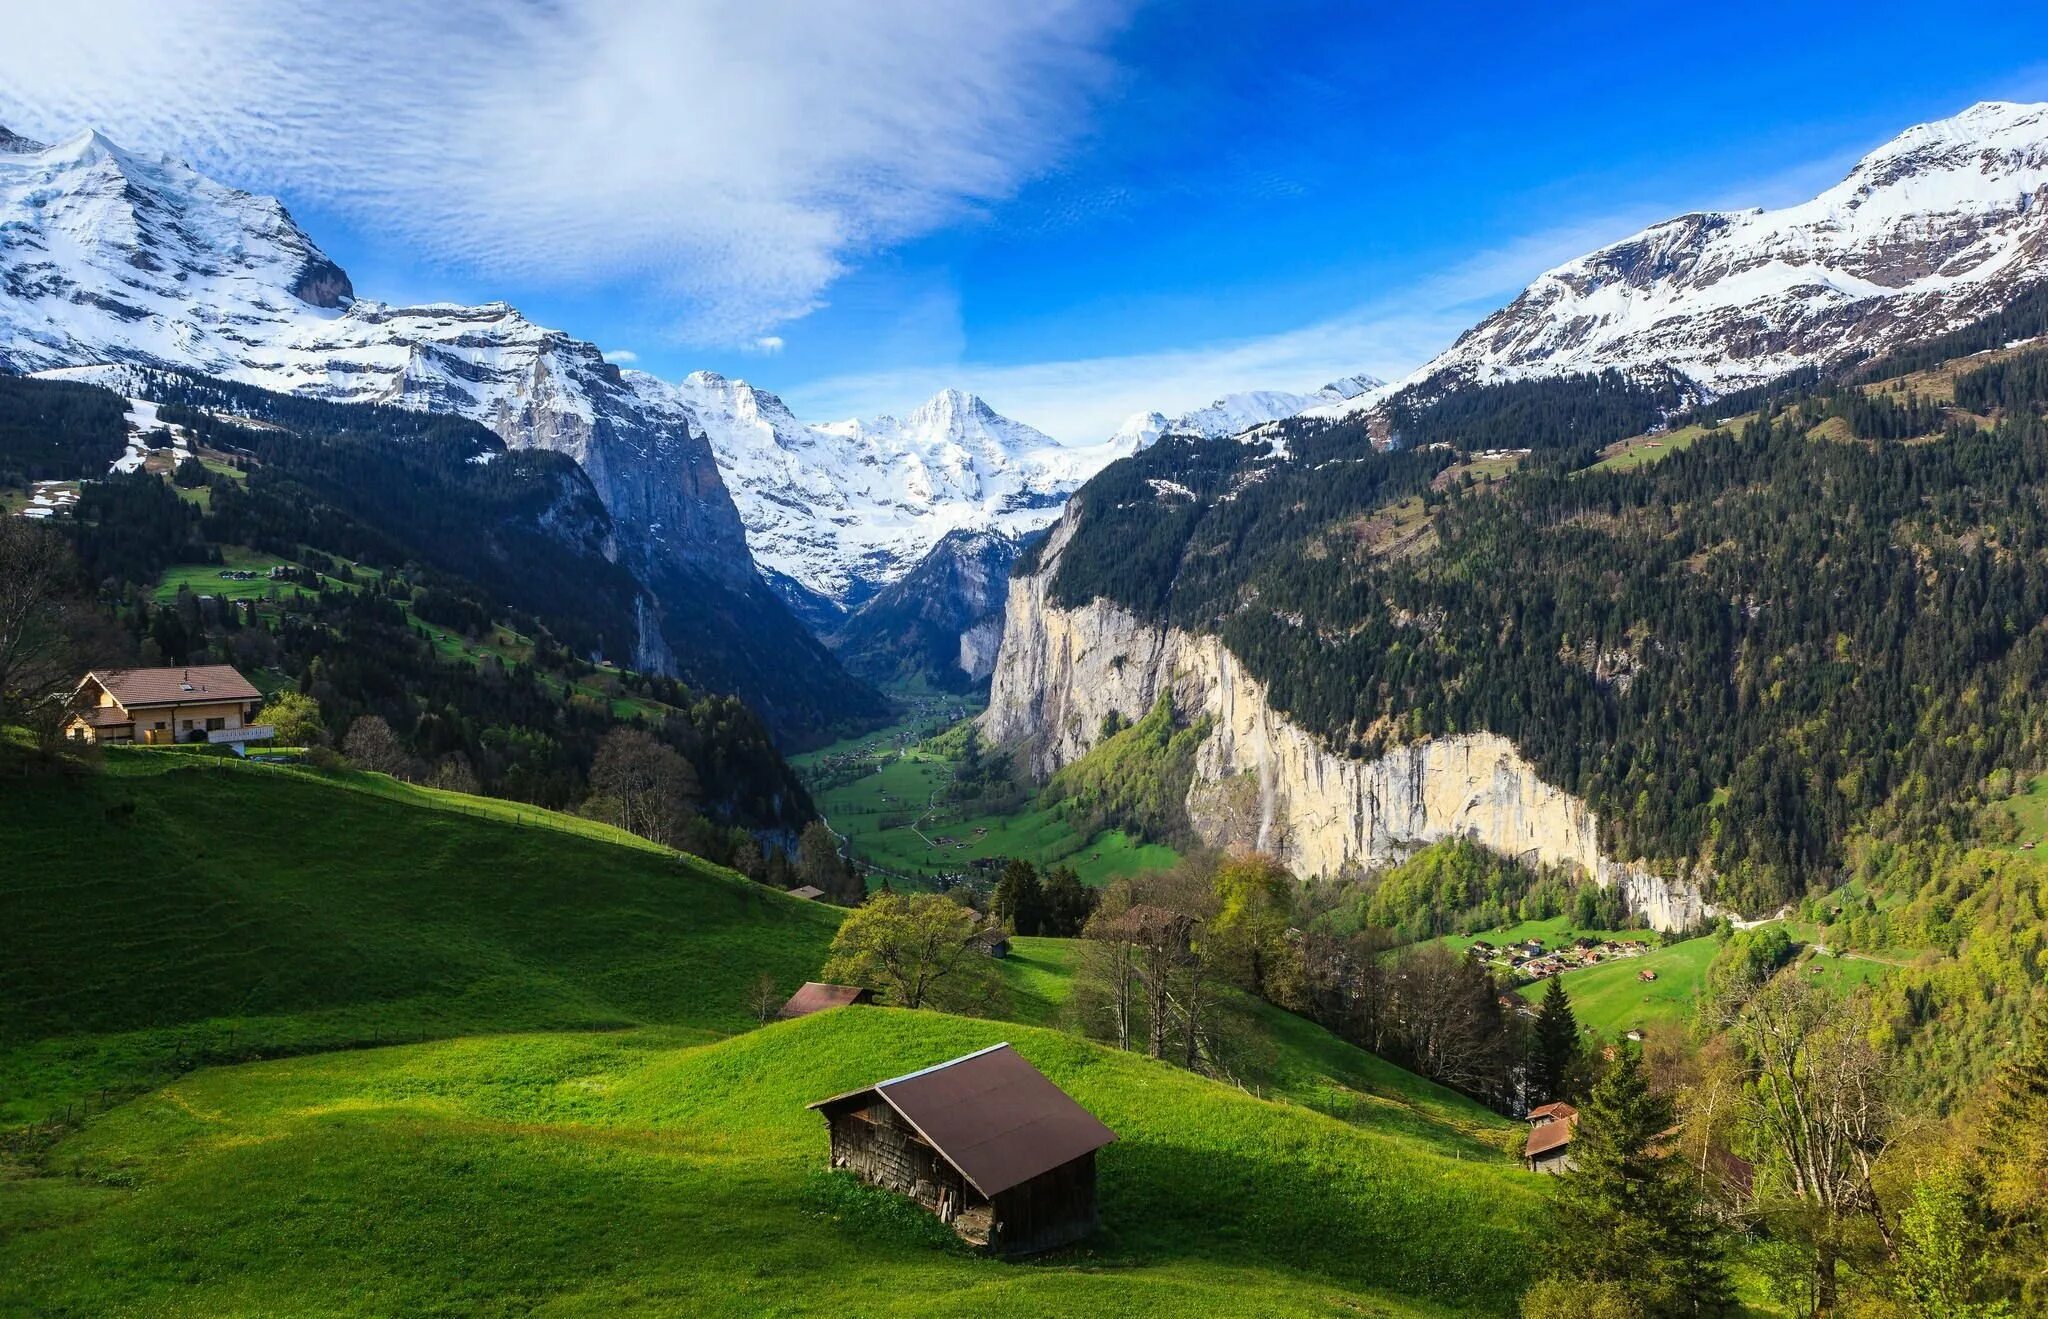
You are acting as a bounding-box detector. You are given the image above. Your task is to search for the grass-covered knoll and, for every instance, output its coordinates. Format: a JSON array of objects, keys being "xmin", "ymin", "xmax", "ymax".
[
  {"xmin": 999, "ymin": 937, "xmax": 1516, "ymax": 1155},
  {"xmin": 3, "ymin": 1010, "xmax": 1545, "ymax": 1317},
  {"xmin": 1589, "ymin": 417, "xmax": 1748, "ymax": 471},
  {"xmin": 1515, "ymin": 935, "xmax": 1718, "ymax": 1036},
  {"xmin": 0, "ymin": 749, "xmax": 839, "ymax": 1123},
  {"xmin": 1437, "ymin": 915, "xmax": 1653, "ymax": 956}
]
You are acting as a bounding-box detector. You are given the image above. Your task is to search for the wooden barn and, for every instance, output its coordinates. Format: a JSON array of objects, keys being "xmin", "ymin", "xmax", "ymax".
[
  {"xmin": 777, "ymin": 982, "xmax": 873, "ymax": 1020},
  {"xmin": 807, "ymin": 1042, "xmax": 1117, "ymax": 1255}
]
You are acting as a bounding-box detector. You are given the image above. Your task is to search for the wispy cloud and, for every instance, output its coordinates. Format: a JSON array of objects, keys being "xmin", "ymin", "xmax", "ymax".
[
  {"xmin": 791, "ymin": 211, "xmax": 1667, "ymax": 442},
  {"xmin": 0, "ymin": 0, "xmax": 1131, "ymax": 347},
  {"xmin": 602, "ymin": 348, "xmax": 640, "ymax": 364},
  {"xmin": 742, "ymin": 336, "xmax": 786, "ymax": 356}
]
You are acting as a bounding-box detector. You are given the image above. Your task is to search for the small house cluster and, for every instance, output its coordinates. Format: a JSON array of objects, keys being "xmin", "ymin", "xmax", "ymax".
[{"xmin": 1469, "ymin": 934, "xmax": 1652, "ymax": 985}]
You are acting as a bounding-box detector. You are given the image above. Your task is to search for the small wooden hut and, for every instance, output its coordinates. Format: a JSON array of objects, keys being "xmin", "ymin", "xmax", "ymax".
[
  {"xmin": 777, "ymin": 982, "xmax": 874, "ymax": 1020},
  {"xmin": 807, "ymin": 1043, "xmax": 1116, "ymax": 1255}
]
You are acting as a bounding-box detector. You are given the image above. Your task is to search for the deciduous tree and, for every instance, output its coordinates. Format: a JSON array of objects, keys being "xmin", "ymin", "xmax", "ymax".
[
  {"xmin": 588, "ymin": 726, "xmax": 700, "ymax": 847},
  {"xmin": 821, "ymin": 893, "xmax": 988, "ymax": 1010},
  {"xmin": 0, "ymin": 519, "xmax": 77, "ymax": 741},
  {"xmin": 256, "ymin": 690, "xmax": 324, "ymax": 747}
]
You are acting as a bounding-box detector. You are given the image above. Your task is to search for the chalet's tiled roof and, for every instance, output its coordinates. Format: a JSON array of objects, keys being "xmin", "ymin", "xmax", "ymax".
[
  {"xmin": 1526, "ymin": 1113, "xmax": 1578, "ymax": 1159},
  {"xmin": 778, "ymin": 982, "xmax": 871, "ymax": 1019},
  {"xmin": 809, "ymin": 1043, "xmax": 1117, "ymax": 1197},
  {"xmin": 87, "ymin": 665, "xmax": 260, "ymax": 709},
  {"xmin": 1527, "ymin": 1101, "xmax": 1579, "ymax": 1123},
  {"xmin": 787, "ymin": 885, "xmax": 826, "ymax": 900}
]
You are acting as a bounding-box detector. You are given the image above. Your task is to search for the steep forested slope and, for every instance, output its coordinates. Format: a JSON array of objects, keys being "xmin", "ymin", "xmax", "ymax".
[{"xmin": 1041, "ymin": 321, "xmax": 2048, "ymax": 912}]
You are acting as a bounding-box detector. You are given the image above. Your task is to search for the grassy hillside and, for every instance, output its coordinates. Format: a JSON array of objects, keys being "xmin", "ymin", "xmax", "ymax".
[
  {"xmin": 1514, "ymin": 936, "xmax": 1719, "ymax": 1036},
  {"xmin": 998, "ymin": 937, "xmax": 1515, "ymax": 1153},
  {"xmin": 3, "ymin": 744, "xmax": 1559, "ymax": 1316},
  {"xmin": 3, "ymin": 1010, "xmax": 1544, "ymax": 1317},
  {"xmin": 0, "ymin": 748, "xmax": 840, "ymax": 1124}
]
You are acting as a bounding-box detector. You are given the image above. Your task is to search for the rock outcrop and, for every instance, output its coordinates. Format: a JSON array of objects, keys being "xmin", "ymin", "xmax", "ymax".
[{"xmin": 983, "ymin": 510, "xmax": 1720, "ymax": 931}]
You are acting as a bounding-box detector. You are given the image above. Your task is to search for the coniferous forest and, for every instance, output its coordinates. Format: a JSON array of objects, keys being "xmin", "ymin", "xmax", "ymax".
[{"xmin": 1048, "ymin": 316, "xmax": 2048, "ymax": 913}]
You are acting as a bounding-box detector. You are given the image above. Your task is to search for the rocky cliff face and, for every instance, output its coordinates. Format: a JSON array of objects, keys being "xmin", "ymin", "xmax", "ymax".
[{"xmin": 984, "ymin": 510, "xmax": 1720, "ymax": 931}]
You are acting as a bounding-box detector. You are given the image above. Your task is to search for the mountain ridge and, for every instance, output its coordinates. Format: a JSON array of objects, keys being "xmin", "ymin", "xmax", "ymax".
[{"xmin": 0, "ymin": 122, "xmax": 881, "ymax": 741}]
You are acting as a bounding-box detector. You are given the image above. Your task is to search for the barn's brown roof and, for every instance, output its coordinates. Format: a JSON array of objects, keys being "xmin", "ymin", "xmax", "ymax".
[
  {"xmin": 787, "ymin": 885, "xmax": 826, "ymax": 901},
  {"xmin": 778, "ymin": 982, "xmax": 872, "ymax": 1019},
  {"xmin": 1527, "ymin": 1101, "xmax": 1578, "ymax": 1124},
  {"xmin": 808, "ymin": 1043, "xmax": 1116, "ymax": 1197},
  {"xmin": 85, "ymin": 665, "xmax": 260, "ymax": 709},
  {"xmin": 1526, "ymin": 1113, "xmax": 1578, "ymax": 1159}
]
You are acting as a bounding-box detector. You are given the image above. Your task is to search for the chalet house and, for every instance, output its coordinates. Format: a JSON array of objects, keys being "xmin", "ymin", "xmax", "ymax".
[
  {"xmin": 777, "ymin": 982, "xmax": 873, "ymax": 1020},
  {"xmin": 65, "ymin": 666, "xmax": 271, "ymax": 751},
  {"xmin": 1525, "ymin": 1107, "xmax": 1578, "ymax": 1174},
  {"xmin": 808, "ymin": 1042, "xmax": 1117, "ymax": 1255}
]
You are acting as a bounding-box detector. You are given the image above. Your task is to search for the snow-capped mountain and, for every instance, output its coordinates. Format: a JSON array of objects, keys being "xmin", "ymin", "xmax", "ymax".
[
  {"xmin": 1110, "ymin": 377, "xmax": 1386, "ymax": 449},
  {"xmin": 683, "ymin": 372, "xmax": 1135, "ymax": 611},
  {"xmin": 0, "ymin": 124, "xmax": 881, "ymax": 736},
  {"xmin": 1404, "ymin": 100, "xmax": 2048, "ymax": 398}
]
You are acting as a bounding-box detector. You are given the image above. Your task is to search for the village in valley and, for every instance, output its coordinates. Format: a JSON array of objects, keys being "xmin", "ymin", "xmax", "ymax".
[{"xmin": 1470, "ymin": 932, "xmax": 1657, "ymax": 987}]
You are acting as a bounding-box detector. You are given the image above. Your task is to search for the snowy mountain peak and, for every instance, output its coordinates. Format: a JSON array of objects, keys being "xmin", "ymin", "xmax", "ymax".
[
  {"xmin": 0, "ymin": 125, "xmax": 46, "ymax": 155},
  {"xmin": 1407, "ymin": 100, "xmax": 2048, "ymax": 398},
  {"xmin": 1109, "ymin": 375, "xmax": 1390, "ymax": 447}
]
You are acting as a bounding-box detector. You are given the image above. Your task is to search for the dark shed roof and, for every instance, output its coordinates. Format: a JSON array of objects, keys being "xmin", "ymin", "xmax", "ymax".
[
  {"xmin": 1526, "ymin": 1113, "xmax": 1577, "ymax": 1159},
  {"xmin": 808, "ymin": 1043, "xmax": 1116, "ymax": 1197},
  {"xmin": 778, "ymin": 982, "xmax": 872, "ymax": 1019}
]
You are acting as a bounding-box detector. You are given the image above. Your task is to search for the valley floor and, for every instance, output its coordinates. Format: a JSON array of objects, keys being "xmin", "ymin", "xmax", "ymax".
[{"xmin": 792, "ymin": 699, "xmax": 1179, "ymax": 889}]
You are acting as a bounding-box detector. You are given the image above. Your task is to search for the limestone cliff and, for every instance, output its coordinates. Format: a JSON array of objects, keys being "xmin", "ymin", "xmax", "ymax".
[{"xmin": 983, "ymin": 509, "xmax": 1721, "ymax": 932}]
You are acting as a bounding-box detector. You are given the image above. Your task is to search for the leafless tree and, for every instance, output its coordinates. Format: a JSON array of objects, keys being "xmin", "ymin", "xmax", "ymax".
[
  {"xmin": 342, "ymin": 715, "xmax": 407, "ymax": 777},
  {"xmin": 588, "ymin": 726, "xmax": 700, "ymax": 846},
  {"xmin": 751, "ymin": 973, "xmax": 783, "ymax": 1023},
  {"xmin": 0, "ymin": 519, "xmax": 78, "ymax": 744},
  {"xmin": 1721, "ymin": 975, "xmax": 1898, "ymax": 1316},
  {"xmin": 1387, "ymin": 941, "xmax": 1512, "ymax": 1098}
]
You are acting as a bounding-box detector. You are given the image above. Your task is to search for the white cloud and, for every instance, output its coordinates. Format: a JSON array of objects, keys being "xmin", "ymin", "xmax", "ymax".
[
  {"xmin": 602, "ymin": 348, "xmax": 640, "ymax": 364},
  {"xmin": 743, "ymin": 336, "xmax": 786, "ymax": 356},
  {"xmin": 791, "ymin": 211, "xmax": 1667, "ymax": 442},
  {"xmin": 0, "ymin": 0, "xmax": 1130, "ymax": 346}
]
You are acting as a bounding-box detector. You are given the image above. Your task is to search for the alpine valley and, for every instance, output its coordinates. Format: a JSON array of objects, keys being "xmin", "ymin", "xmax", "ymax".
[{"xmin": 15, "ymin": 63, "xmax": 2048, "ymax": 1319}]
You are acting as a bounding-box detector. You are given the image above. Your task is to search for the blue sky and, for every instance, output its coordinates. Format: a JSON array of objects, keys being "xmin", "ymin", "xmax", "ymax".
[{"xmin": 5, "ymin": 1, "xmax": 2048, "ymax": 438}]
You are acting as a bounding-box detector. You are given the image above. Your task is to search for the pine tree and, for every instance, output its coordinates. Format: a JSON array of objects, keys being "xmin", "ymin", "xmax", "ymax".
[
  {"xmin": 1531, "ymin": 975, "xmax": 1580, "ymax": 1105},
  {"xmin": 1543, "ymin": 1047, "xmax": 1729, "ymax": 1317},
  {"xmin": 994, "ymin": 859, "xmax": 1045, "ymax": 936}
]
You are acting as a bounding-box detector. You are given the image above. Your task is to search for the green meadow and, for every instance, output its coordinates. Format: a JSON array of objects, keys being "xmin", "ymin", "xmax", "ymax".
[
  {"xmin": 2, "ymin": 745, "xmax": 1554, "ymax": 1317},
  {"xmin": 1515, "ymin": 935, "xmax": 1720, "ymax": 1036}
]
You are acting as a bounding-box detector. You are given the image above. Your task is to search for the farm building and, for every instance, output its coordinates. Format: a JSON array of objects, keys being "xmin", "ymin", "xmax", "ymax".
[
  {"xmin": 777, "ymin": 982, "xmax": 873, "ymax": 1020},
  {"xmin": 1525, "ymin": 1108, "xmax": 1578, "ymax": 1174},
  {"xmin": 807, "ymin": 1042, "xmax": 1117, "ymax": 1255},
  {"xmin": 786, "ymin": 885, "xmax": 826, "ymax": 901},
  {"xmin": 968, "ymin": 927, "xmax": 1012, "ymax": 959},
  {"xmin": 64, "ymin": 665, "xmax": 270, "ymax": 749}
]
